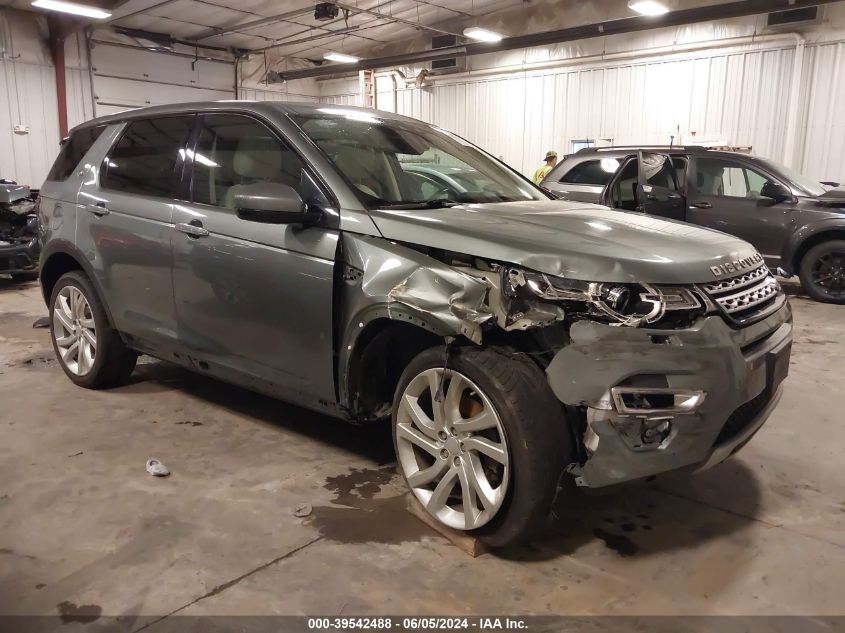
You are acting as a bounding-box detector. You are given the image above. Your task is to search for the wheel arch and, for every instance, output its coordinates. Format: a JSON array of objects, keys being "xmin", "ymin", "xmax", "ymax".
[
  {"xmin": 39, "ymin": 241, "xmax": 116, "ymax": 328},
  {"xmin": 785, "ymin": 223, "xmax": 845, "ymax": 274},
  {"xmin": 339, "ymin": 309, "xmax": 448, "ymax": 421}
]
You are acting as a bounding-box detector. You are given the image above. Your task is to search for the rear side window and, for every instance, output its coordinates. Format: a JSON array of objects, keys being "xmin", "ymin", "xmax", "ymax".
[
  {"xmin": 559, "ymin": 158, "xmax": 620, "ymax": 185},
  {"xmin": 46, "ymin": 125, "xmax": 106, "ymax": 181},
  {"xmin": 101, "ymin": 116, "xmax": 194, "ymax": 198}
]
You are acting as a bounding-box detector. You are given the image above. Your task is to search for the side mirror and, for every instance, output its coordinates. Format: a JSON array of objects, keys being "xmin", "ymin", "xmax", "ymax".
[
  {"xmin": 760, "ymin": 181, "xmax": 792, "ymax": 203},
  {"xmin": 233, "ymin": 183, "xmax": 306, "ymax": 224}
]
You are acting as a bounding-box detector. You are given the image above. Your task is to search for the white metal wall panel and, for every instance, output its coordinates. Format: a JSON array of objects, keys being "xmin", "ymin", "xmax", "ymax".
[
  {"xmin": 0, "ymin": 60, "xmax": 60, "ymax": 187},
  {"xmin": 240, "ymin": 86, "xmax": 319, "ymax": 103},
  {"xmin": 337, "ymin": 46, "xmax": 799, "ymax": 177},
  {"xmin": 798, "ymin": 42, "xmax": 845, "ymax": 182}
]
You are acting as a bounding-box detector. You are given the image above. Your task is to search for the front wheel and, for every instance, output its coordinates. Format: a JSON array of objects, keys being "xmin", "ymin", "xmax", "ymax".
[
  {"xmin": 392, "ymin": 346, "xmax": 572, "ymax": 548},
  {"xmin": 799, "ymin": 240, "xmax": 845, "ymax": 303}
]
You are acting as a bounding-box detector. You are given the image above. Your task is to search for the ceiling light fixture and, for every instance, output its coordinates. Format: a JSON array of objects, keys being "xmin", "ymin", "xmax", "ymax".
[
  {"xmin": 462, "ymin": 27, "xmax": 503, "ymax": 43},
  {"xmin": 627, "ymin": 0, "xmax": 669, "ymax": 16},
  {"xmin": 31, "ymin": 0, "xmax": 112, "ymax": 19},
  {"xmin": 323, "ymin": 52, "xmax": 360, "ymax": 63}
]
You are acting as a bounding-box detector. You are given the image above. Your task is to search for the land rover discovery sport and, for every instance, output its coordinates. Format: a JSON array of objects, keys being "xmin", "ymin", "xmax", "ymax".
[{"xmin": 38, "ymin": 103, "xmax": 792, "ymax": 547}]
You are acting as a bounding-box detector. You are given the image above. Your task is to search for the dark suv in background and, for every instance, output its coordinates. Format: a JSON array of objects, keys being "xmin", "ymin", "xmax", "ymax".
[{"xmin": 542, "ymin": 146, "xmax": 845, "ymax": 303}]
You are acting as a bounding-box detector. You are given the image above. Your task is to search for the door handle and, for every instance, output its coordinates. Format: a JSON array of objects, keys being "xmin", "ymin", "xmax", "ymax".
[
  {"xmin": 689, "ymin": 201, "xmax": 712, "ymax": 209},
  {"xmin": 176, "ymin": 221, "xmax": 209, "ymax": 238},
  {"xmin": 89, "ymin": 201, "xmax": 110, "ymax": 217}
]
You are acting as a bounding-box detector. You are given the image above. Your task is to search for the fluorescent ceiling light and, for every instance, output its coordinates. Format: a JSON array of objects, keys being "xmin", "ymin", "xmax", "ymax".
[
  {"xmin": 323, "ymin": 52, "xmax": 360, "ymax": 63},
  {"xmin": 463, "ymin": 27, "xmax": 503, "ymax": 43},
  {"xmin": 627, "ymin": 0, "xmax": 669, "ymax": 16},
  {"xmin": 31, "ymin": 0, "xmax": 111, "ymax": 19}
]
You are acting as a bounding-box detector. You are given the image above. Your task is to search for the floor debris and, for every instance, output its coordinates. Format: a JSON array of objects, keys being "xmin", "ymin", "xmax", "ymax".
[
  {"xmin": 293, "ymin": 503, "xmax": 313, "ymax": 518},
  {"xmin": 31, "ymin": 316, "xmax": 49, "ymax": 329},
  {"xmin": 145, "ymin": 458, "xmax": 170, "ymax": 477}
]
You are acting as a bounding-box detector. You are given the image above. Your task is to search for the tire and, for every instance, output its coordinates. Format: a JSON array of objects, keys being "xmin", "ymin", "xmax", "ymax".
[
  {"xmin": 799, "ymin": 240, "xmax": 845, "ymax": 304},
  {"xmin": 49, "ymin": 271, "xmax": 137, "ymax": 389},
  {"xmin": 11, "ymin": 271, "xmax": 39, "ymax": 282},
  {"xmin": 392, "ymin": 346, "xmax": 572, "ymax": 548}
]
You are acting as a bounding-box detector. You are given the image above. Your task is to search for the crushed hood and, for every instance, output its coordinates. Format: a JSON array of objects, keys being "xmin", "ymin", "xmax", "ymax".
[{"xmin": 369, "ymin": 200, "xmax": 759, "ymax": 284}]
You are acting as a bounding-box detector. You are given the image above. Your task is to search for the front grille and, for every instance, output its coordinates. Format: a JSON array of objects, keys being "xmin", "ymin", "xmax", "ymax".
[
  {"xmin": 700, "ymin": 265, "xmax": 784, "ymax": 326},
  {"xmin": 715, "ymin": 389, "xmax": 772, "ymax": 446}
]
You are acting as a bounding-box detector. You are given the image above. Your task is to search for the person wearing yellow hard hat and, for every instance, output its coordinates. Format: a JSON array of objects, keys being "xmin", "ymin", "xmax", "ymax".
[{"xmin": 532, "ymin": 150, "xmax": 558, "ymax": 184}]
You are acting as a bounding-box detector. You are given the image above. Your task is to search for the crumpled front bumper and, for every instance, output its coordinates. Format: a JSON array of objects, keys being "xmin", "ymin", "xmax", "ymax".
[
  {"xmin": 0, "ymin": 236, "xmax": 40, "ymax": 274},
  {"xmin": 545, "ymin": 302, "xmax": 792, "ymax": 489}
]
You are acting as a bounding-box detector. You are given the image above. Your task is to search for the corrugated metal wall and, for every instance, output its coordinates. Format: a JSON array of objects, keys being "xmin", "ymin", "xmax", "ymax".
[
  {"xmin": 239, "ymin": 86, "xmax": 319, "ymax": 103},
  {"xmin": 320, "ymin": 41, "xmax": 845, "ymax": 182},
  {"xmin": 798, "ymin": 41, "xmax": 845, "ymax": 182},
  {"xmin": 364, "ymin": 46, "xmax": 798, "ymax": 177},
  {"xmin": 0, "ymin": 55, "xmax": 61, "ymax": 187}
]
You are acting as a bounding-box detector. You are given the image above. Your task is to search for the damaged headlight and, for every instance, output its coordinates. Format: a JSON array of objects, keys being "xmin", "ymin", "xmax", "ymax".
[{"xmin": 504, "ymin": 268, "xmax": 701, "ymax": 327}]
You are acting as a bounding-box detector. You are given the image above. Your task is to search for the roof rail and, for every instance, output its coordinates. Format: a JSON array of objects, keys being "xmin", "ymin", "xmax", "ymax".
[{"xmin": 575, "ymin": 145, "xmax": 707, "ymax": 153}]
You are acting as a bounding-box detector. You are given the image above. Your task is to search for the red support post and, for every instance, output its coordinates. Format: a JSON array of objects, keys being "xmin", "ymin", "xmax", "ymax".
[{"xmin": 48, "ymin": 17, "xmax": 69, "ymax": 138}]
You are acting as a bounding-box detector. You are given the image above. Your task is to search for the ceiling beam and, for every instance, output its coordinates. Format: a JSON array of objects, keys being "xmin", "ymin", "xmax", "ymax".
[
  {"xmin": 271, "ymin": 0, "xmax": 844, "ymax": 82},
  {"xmin": 333, "ymin": 1, "xmax": 465, "ymax": 38},
  {"xmin": 188, "ymin": 6, "xmax": 314, "ymax": 42}
]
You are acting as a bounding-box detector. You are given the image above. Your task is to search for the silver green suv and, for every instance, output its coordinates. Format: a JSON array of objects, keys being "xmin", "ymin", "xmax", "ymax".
[{"xmin": 38, "ymin": 103, "xmax": 792, "ymax": 547}]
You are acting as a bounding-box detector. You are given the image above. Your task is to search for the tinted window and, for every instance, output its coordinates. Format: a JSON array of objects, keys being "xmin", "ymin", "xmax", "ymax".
[
  {"xmin": 191, "ymin": 114, "xmax": 305, "ymax": 209},
  {"xmin": 696, "ymin": 157, "xmax": 772, "ymax": 199},
  {"xmin": 46, "ymin": 125, "xmax": 106, "ymax": 181},
  {"xmin": 560, "ymin": 159, "xmax": 620, "ymax": 185},
  {"xmin": 101, "ymin": 116, "xmax": 194, "ymax": 198}
]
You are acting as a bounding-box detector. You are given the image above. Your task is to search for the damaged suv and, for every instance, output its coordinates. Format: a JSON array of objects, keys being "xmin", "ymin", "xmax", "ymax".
[{"xmin": 39, "ymin": 103, "xmax": 792, "ymax": 547}]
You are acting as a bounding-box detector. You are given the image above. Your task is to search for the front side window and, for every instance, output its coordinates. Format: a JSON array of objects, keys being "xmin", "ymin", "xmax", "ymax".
[
  {"xmin": 190, "ymin": 114, "xmax": 306, "ymax": 209},
  {"xmin": 696, "ymin": 157, "xmax": 773, "ymax": 199},
  {"xmin": 47, "ymin": 125, "xmax": 106, "ymax": 181},
  {"xmin": 101, "ymin": 116, "xmax": 194, "ymax": 198},
  {"xmin": 292, "ymin": 110, "xmax": 543, "ymax": 208}
]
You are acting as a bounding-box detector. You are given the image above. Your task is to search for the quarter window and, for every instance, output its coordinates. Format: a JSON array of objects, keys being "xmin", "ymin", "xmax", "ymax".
[
  {"xmin": 46, "ymin": 125, "xmax": 106, "ymax": 181},
  {"xmin": 190, "ymin": 114, "xmax": 305, "ymax": 209},
  {"xmin": 101, "ymin": 116, "xmax": 194, "ymax": 198},
  {"xmin": 560, "ymin": 159, "xmax": 620, "ymax": 185},
  {"xmin": 696, "ymin": 158, "xmax": 772, "ymax": 199}
]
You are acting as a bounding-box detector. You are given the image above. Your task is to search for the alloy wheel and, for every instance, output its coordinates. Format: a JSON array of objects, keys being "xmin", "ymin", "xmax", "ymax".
[
  {"xmin": 53, "ymin": 285, "xmax": 97, "ymax": 376},
  {"xmin": 396, "ymin": 368, "xmax": 509, "ymax": 530},
  {"xmin": 810, "ymin": 251, "xmax": 845, "ymax": 299}
]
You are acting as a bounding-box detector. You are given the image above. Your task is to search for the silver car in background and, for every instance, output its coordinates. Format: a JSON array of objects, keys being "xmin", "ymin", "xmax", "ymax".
[{"xmin": 38, "ymin": 102, "xmax": 792, "ymax": 547}]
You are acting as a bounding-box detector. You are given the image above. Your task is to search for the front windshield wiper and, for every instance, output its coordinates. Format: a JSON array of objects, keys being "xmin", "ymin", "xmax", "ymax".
[{"xmin": 377, "ymin": 199, "xmax": 461, "ymax": 210}]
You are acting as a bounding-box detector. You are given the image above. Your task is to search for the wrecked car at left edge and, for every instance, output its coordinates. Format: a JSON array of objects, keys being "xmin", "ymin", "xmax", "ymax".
[{"xmin": 0, "ymin": 180, "xmax": 40, "ymax": 281}]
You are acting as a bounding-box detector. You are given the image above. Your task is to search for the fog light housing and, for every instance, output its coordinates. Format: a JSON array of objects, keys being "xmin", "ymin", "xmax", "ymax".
[{"xmin": 610, "ymin": 387, "xmax": 705, "ymax": 417}]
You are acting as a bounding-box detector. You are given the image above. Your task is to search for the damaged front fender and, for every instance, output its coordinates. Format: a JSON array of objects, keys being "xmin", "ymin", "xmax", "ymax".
[{"xmin": 342, "ymin": 234, "xmax": 494, "ymax": 344}]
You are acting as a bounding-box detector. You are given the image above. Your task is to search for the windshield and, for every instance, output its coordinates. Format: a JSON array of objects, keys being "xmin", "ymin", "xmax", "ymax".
[
  {"xmin": 292, "ymin": 110, "xmax": 545, "ymax": 208},
  {"xmin": 756, "ymin": 157, "xmax": 827, "ymax": 197}
]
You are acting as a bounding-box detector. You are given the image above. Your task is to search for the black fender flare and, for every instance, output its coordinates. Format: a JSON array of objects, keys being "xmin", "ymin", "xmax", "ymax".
[
  {"xmin": 781, "ymin": 218, "xmax": 845, "ymax": 275},
  {"xmin": 336, "ymin": 302, "xmax": 450, "ymax": 409},
  {"xmin": 39, "ymin": 239, "xmax": 118, "ymax": 328}
]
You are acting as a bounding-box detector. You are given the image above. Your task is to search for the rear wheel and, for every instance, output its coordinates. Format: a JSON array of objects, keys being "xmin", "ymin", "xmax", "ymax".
[
  {"xmin": 49, "ymin": 271, "xmax": 137, "ymax": 388},
  {"xmin": 392, "ymin": 346, "xmax": 572, "ymax": 548},
  {"xmin": 799, "ymin": 240, "xmax": 845, "ymax": 303}
]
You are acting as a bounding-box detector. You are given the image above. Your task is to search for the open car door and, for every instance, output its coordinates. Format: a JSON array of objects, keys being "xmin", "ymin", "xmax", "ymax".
[{"xmin": 634, "ymin": 151, "xmax": 686, "ymax": 221}]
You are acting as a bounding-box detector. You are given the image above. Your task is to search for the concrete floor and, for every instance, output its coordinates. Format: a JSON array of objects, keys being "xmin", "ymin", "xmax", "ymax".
[{"xmin": 1, "ymin": 277, "xmax": 843, "ymax": 624}]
